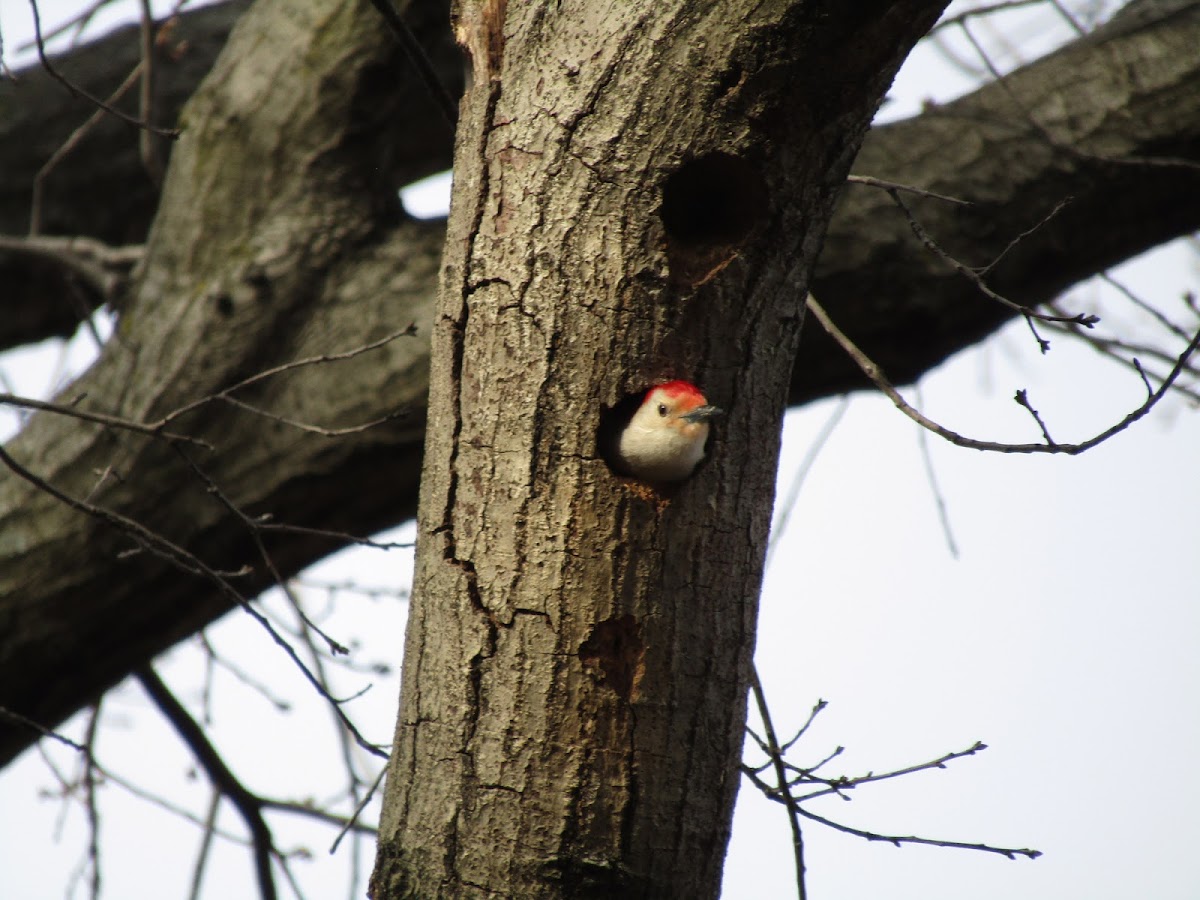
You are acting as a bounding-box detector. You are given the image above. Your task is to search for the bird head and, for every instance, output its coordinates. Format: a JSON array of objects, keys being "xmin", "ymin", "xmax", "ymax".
[{"xmin": 614, "ymin": 380, "xmax": 722, "ymax": 483}]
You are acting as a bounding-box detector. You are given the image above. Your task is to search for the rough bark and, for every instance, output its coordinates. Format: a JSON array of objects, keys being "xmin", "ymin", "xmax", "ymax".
[
  {"xmin": 1, "ymin": 0, "xmax": 1198, "ymax": 771},
  {"xmin": 367, "ymin": 1, "xmax": 947, "ymax": 898},
  {"xmin": 0, "ymin": 0, "xmax": 458, "ymax": 342}
]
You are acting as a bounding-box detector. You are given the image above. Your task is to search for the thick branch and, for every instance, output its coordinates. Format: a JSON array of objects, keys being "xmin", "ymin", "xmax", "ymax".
[
  {"xmin": 0, "ymin": 0, "xmax": 459, "ymax": 345},
  {"xmin": 0, "ymin": 0, "xmax": 440, "ymax": 768},
  {"xmin": 806, "ymin": 0, "xmax": 1200, "ymax": 400}
]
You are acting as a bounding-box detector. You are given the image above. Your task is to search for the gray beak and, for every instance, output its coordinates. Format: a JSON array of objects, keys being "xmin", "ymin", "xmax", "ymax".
[{"xmin": 682, "ymin": 405, "xmax": 722, "ymax": 423}]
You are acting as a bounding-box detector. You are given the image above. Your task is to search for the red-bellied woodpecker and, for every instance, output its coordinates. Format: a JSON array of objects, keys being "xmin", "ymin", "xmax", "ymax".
[{"xmin": 612, "ymin": 381, "xmax": 721, "ymax": 483}]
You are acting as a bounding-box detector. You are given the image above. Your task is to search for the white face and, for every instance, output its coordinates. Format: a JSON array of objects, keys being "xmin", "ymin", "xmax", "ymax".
[{"xmin": 617, "ymin": 387, "xmax": 712, "ymax": 482}]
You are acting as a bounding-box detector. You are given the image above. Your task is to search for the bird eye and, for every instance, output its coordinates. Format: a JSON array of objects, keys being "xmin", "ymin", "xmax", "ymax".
[{"xmin": 657, "ymin": 403, "xmax": 668, "ymax": 416}]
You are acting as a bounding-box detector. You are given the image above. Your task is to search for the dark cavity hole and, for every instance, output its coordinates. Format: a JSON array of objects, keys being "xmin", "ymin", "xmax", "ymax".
[{"xmin": 660, "ymin": 151, "xmax": 767, "ymax": 248}]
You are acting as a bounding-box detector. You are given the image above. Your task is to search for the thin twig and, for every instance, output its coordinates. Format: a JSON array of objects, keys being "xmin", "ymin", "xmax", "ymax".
[
  {"xmin": 328, "ymin": 765, "xmax": 388, "ymax": 853},
  {"xmin": 846, "ymin": 174, "xmax": 972, "ymax": 206},
  {"xmin": 137, "ymin": 0, "xmax": 166, "ymax": 186},
  {"xmin": 0, "ymin": 391, "xmax": 209, "ymax": 447},
  {"xmin": 1099, "ymin": 272, "xmax": 1195, "ymax": 343},
  {"xmin": 766, "ymin": 398, "xmax": 849, "ymax": 570},
  {"xmin": 187, "ymin": 791, "xmax": 221, "ymax": 900},
  {"xmin": 82, "ymin": 705, "xmax": 103, "ymax": 900},
  {"xmin": 137, "ymin": 666, "xmax": 279, "ymax": 900},
  {"xmin": 173, "ymin": 446, "xmax": 349, "ymax": 656},
  {"xmin": 366, "ymin": 0, "xmax": 457, "ymax": 127},
  {"xmin": 748, "ymin": 666, "xmax": 808, "ymax": 900},
  {"xmin": 216, "ymin": 394, "xmax": 411, "ymax": 438},
  {"xmin": 16, "ymin": 0, "xmax": 111, "ymax": 50},
  {"xmin": 27, "ymin": 0, "xmax": 178, "ymax": 138},
  {"xmin": 979, "ymin": 196, "xmax": 1072, "ymax": 276},
  {"xmin": 1013, "ymin": 389, "xmax": 1055, "ymax": 444},
  {"xmin": 780, "ymin": 700, "xmax": 829, "ymax": 757},
  {"xmin": 151, "ymin": 324, "xmax": 418, "ymax": 430},
  {"xmin": 29, "ymin": 61, "xmax": 145, "ymax": 234},
  {"xmin": 931, "ymin": 0, "xmax": 1049, "ymax": 34},
  {"xmin": 0, "ymin": 444, "xmax": 389, "ymax": 760},
  {"xmin": 913, "ymin": 384, "xmax": 960, "ymax": 559},
  {"xmin": 887, "ymin": 188, "xmax": 1099, "ymax": 330},
  {"xmin": 795, "ymin": 742, "xmax": 988, "ymax": 800},
  {"xmin": 0, "ymin": 705, "xmax": 88, "ymax": 752},
  {"xmin": 795, "ymin": 805, "xmax": 1042, "ymax": 860},
  {"xmin": 805, "ymin": 294, "xmax": 1200, "ymax": 456}
]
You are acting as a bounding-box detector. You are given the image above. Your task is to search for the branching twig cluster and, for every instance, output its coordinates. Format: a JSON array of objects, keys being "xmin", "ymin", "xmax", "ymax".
[
  {"xmin": 743, "ymin": 678, "xmax": 1042, "ymax": 899},
  {"xmin": 0, "ymin": 326, "xmax": 419, "ymax": 770},
  {"xmin": 25, "ymin": 0, "xmax": 179, "ymax": 144},
  {"xmin": 7, "ymin": 653, "xmax": 383, "ymax": 900}
]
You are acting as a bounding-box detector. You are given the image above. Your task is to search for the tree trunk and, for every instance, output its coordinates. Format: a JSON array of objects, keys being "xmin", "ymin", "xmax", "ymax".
[{"xmin": 368, "ymin": 2, "xmax": 947, "ymax": 897}]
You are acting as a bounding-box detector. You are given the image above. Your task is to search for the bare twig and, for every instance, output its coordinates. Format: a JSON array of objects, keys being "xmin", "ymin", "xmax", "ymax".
[
  {"xmin": 137, "ymin": 0, "xmax": 166, "ymax": 186},
  {"xmin": 0, "ymin": 705, "xmax": 88, "ymax": 753},
  {"xmin": 27, "ymin": 0, "xmax": 179, "ymax": 139},
  {"xmin": 187, "ymin": 791, "xmax": 221, "ymax": 900},
  {"xmin": 3, "ymin": 326, "xmax": 417, "ymax": 451},
  {"xmin": 0, "ymin": 234, "xmax": 143, "ymax": 298},
  {"xmin": 979, "ymin": 196, "xmax": 1072, "ymax": 276},
  {"xmin": 780, "ymin": 700, "xmax": 829, "ymax": 757},
  {"xmin": 151, "ymin": 324, "xmax": 418, "ymax": 430},
  {"xmin": 1013, "ymin": 388, "xmax": 1055, "ymax": 444},
  {"xmin": 766, "ymin": 397, "xmax": 849, "ymax": 570},
  {"xmin": 216, "ymin": 394, "xmax": 411, "ymax": 438},
  {"xmin": 748, "ymin": 666, "xmax": 808, "ymax": 900},
  {"xmin": 1045, "ymin": 0, "xmax": 1086, "ymax": 35},
  {"xmin": 329, "ymin": 764, "xmax": 388, "ymax": 853},
  {"xmin": 82, "ymin": 705, "xmax": 103, "ymax": 900},
  {"xmin": 887, "ymin": 188, "xmax": 1099, "ymax": 331},
  {"xmin": 253, "ymin": 522, "xmax": 415, "ymax": 552},
  {"xmin": 846, "ymin": 174, "xmax": 972, "ymax": 206},
  {"xmin": 366, "ymin": 0, "xmax": 457, "ymax": 127},
  {"xmin": 795, "ymin": 741, "xmax": 989, "ymax": 800},
  {"xmin": 913, "ymin": 384, "xmax": 960, "ymax": 559},
  {"xmin": 261, "ymin": 796, "xmax": 379, "ymax": 838},
  {"xmin": 17, "ymin": 0, "xmax": 113, "ymax": 50},
  {"xmin": 0, "ymin": 391, "xmax": 209, "ymax": 447},
  {"xmin": 1044, "ymin": 305, "xmax": 1200, "ymax": 402},
  {"xmin": 173, "ymin": 446, "xmax": 350, "ymax": 656},
  {"xmin": 28, "ymin": 58, "xmax": 142, "ymax": 234},
  {"xmin": 741, "ymin": 696, "xmax": 1041, "ymax": 864},
  {"xmin": 137, "ymin": 666, "xmax": 279, "ymax": 900},
  {"xmin": 795, "ymin": 804, "xmax": 1042, "ymax": 860},
  {"xmin": 805, "ymin": 294, "xmax": 1200, "ymax": 456},
  {"xmin": 1099, "ymin": 272, "xmax": 1196, "ymax": 343},
  {"xmin": 0, "ymin": 444, "xmax": 389, "ymax": 760},
  {"xmin": 931, "ymin": 0, "xmax": 1050, "ymax": 34},
  {"xmin": 198, "ymin": 633, "xmax": 293, "ymax": 713}
]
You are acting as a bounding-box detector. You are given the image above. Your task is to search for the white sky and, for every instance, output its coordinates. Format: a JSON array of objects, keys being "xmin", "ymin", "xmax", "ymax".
[{"xmin": 1, "ymin": 2, "xmax": 1197, "ymax": 899}]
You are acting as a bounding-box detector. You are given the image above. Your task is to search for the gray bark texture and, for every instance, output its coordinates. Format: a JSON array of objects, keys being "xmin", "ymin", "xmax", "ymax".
[
  {"xmin": 366, "ymin": 0, "xmax": 947, "ymax": 897},
  {"xmin": 0, "ymin": 0, "xmax": 1193, "ymax": 849}
]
